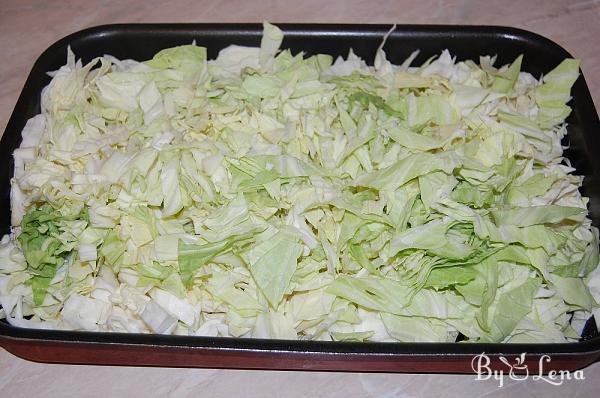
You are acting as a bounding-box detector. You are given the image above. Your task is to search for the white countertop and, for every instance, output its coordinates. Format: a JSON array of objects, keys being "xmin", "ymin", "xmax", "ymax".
[
  {"xmin": 1, "ymin": 1, "xmax": 600, "ymax": 396},
  {"xmin": 1, "ymin": 348, "xmax": 600, "ymax": 397}
]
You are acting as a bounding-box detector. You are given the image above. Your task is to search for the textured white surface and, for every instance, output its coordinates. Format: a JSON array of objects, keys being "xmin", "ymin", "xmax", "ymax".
[
  {"xmin": 1, "ymin": 349, "xmax": 599, "ymax": 397},
  {"xmin": 1, "ymin": 0, "xmax": 600, "ymax": 396}
]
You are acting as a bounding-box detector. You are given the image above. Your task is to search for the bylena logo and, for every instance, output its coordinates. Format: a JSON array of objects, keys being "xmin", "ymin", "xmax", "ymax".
[{"xmin": 471, "ymin": 352, "xmax": 585, "ymax": 387}]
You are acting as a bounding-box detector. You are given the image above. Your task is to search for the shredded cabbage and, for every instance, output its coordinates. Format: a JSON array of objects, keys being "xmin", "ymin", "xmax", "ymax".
[{"xmin": 1, "ymin": 22, "xmax": 598, "ymax": 343}]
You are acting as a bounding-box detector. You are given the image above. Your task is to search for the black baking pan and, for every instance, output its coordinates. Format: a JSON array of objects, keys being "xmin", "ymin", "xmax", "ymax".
[{"xmin": 1, "ymin": 24, "xmax": 599, "ymax": 373}]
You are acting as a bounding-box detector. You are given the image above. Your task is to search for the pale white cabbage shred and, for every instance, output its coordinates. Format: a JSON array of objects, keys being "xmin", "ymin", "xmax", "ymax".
[{"xmin": 1, "ymin": 22, "xmax": 599, "ymax": 342}]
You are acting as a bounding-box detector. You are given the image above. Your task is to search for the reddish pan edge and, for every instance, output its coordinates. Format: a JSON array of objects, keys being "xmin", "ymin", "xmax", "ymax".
[{"xmin": 2, "ymin": 334, "xmax": 598, "ymax": 373}]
